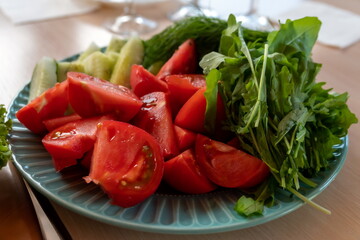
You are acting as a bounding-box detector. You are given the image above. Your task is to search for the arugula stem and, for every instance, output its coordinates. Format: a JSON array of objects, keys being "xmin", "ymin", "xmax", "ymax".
[
  {"xmin": 284, "ymin": 137, "xmax": 291, "ymax": 152},
  {"xmin": 249, "ymin": 128, "xmax": 261, "ymax": 154},
  {"xmin": 239, "ymin": 27, "xmax": 259, "ymax": 90},
  {"xmin": 244, "ymin": 44, "xmax": 269, "ymax": 130},
  {"xmin": 289, "ymin": 156, "xmax": 300, "ymax": 189},
  {"xmin": 287, "ymin": 187, "xmax": 331, "ymax": 215},
  {"xmin": 288, "ymin": 126, "xmax": 298, "ymax": 155},
  {"xmin": 298, "ymin": 172, "xmax": 318, "ymax": 188}
]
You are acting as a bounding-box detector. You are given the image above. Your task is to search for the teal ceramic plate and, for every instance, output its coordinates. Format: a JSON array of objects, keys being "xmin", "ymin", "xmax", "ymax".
[{"xmin": 8, "ymin": 57, "xmax": 348, "ymax": 234}]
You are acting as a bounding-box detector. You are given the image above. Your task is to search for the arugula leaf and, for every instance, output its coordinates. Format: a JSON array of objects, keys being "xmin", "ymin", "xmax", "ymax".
[
  {"xmin": 204, "ymin": 69, "xmax": 222, "ymax": 133},
  {"xmin": 0, "ymin": 104, "xmax": 12, "ymax": 169},
  {"xmin": 268, "ymin": 17, "xmax": 321, "ymax": 58},
  {"xmin": 199, "ymin": 52, "xmax": 227, "ymax": 75},
  {"xmin": 234, "ymin": 196, "xmax": 263, "ymax": 217}
]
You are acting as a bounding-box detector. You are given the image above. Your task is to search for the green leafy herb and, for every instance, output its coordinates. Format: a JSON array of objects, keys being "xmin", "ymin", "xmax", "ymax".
[
  {"xmin": 0, "ymin": 104, "xmax": 12, "ymax": 169},
  {"xmin": 200, "ymin": 14, "xmax": 358, "ymax": 216},
  {"xmin": 143, "ymin": 16, "xmax": 227, "ymax": 68},
  {"xmin": 234, "ymin": 196, "xmax": 263, "ymax": 217}
]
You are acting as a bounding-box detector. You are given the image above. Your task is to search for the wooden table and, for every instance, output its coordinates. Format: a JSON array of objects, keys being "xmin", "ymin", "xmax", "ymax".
[{"xmin": 1, "ymin": 1, "xmax": 359, "ymax": 239}]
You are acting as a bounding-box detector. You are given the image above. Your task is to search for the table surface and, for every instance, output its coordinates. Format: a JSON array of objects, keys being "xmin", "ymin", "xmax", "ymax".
[{"xmin": 1, "ymin": 0, "xmax": 360, "ymax": 239}]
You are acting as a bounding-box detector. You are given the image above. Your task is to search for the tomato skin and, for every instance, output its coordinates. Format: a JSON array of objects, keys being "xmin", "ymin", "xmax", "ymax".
[
  {"xmin": 42, "ymin": 115, "xmax": 114, "ymax": 171},
  {"xmin": 174, "ymin": 125, "xmax": 196, "ymax": 152},
  {"xmin": 227, "ymin": 137, "xmax": 241, "ymax": 149},
  {"xmin": 87, "ymin": 120, "xmax": 164, "ymax": 208},
  {"xmin": 175, "ymin": 87, "xmax": 228, "ymax": 139},
  {"xmin": 16, "ymin": 81, "xmax": 69, "ymax": 134},
  {"xmin": 130, "ymin": 65, "xmax": 168, "ymax": 97},
  {"xmin": 132, "ymin": 92, "xmax": 179, "ymax": 159},
  {"xmin": 195, "ymin": 134, "xmax": 270, "ymax": 188},
  {"xmin": 156, "ymin": 39, "xmax": 197, "ymax": 81},
  {"xmin": 165, "ymin": 74, "xmax": 206, "ymax": 114},
  {"xmin": 51, "ymin": 157, "xmax": 78, "ymax": 172},
  {"xmin": 43, "ymin": 113, "xmax": 82, "ymax": 132},
  {"xmin": 164, "ymin": 149, "xmax": 217, "ymax": 194},
  {"xmin": 175, "ymin": 87, "xmax": 207, "ymax": 133},
  {"xmin": 67, "ymin": 72, "xmax": 143, "ymax": 121}
]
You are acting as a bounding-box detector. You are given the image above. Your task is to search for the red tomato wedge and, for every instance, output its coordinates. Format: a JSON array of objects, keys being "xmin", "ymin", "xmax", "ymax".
[
  {"xmin": 86, "ymin": 120, "xmax": 164, "ymax": 208},
  {"xmin": 42, "ymin": 115, "xmax": 114, "ymax": 171},
  {"xmin": 156, "ymin": 39, "xmax": 197, "ymax": 81},
  {"xmin": 175, "ymin": 87, "xmax": 207, "ymax": 133},
  {"xmin": 51, "ymin": 157, "xmax": 78, "ymax": 173},
  {"xmin": 67, "ymin": 72, "xmax": 142, "ymax": 121},
  {"xmin": 16, "ymin": 81, "xmax": 69, "ymax": 134},
  {"xmin": 164, "ymin": 149, "xmax": 217, "ymax": 194},
  {"xmin": 130, "ymin": 64, "xmax": 168, "ymax": 97},
  {"xmin": 175, "ymin": 87, "xmax": 227, "ymax": 137},
  {"xmin": 132, "ymin": 92, "xmax": 179, "ymax": 159},
  {"xmin": 195, "ymin": 134, "xmax": 270, "ymax": 188},
  {"xmin": 174, "ymin": 125, "xmax": 196, "ymax": 152},
  {"xmin": 43, "ymin": 113, "xmax": 82, "ymax": 132},
  {"xmin": 165, "ymin": 74, "xmax": 206, "ymax": 114}
]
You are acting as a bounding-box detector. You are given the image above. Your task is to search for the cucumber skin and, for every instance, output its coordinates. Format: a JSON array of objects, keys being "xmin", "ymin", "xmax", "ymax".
[
  {"xmin": 28, "ymin": 57, "xmax": 57, "ymax": 102},
  {"xmin": 105, "ymin": 37, "xmax": 126, "ymax": 54},
  {"xmin": 110, "ymin": 36, "xmax": 144, "ymax": 88},
  {"xmin": 57, "ymin": 61, "xmax": 85, "ymax": 82},
  {"xmin": 83, "ymin": 51, "xmax": 116, "ymax": 81},
  {"xmin": 77, "ymin": 42, "xmax": 100, "ymax": 62}
]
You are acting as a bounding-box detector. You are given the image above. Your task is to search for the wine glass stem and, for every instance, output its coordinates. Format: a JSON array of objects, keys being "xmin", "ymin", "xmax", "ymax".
[
  {"xmin": 124, "ymin": 0, "xmax": 135, "ymax": 16},
  {"xmin": 248, "ymin": 0, "xmax": 259, "ymax": 15}
]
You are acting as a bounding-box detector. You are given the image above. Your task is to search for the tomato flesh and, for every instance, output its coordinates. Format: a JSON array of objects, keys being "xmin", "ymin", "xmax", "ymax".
[
  {"xmin": 132, "ymin": 92, "xmax": 179, "ymax": 159},
  {"xmin": 67, "ymin": 72, "xmax": 142, "ymax": 121},
  {"xmin": 16, "ymin": 81, "xmax": 69, "ymax": 134},
  {"xmin": 87, "ymin": 120, "xmax": 164, "ymax": 208},
  {"xmin": 165, "ymin": 74, "xmax": 206, "ymax": 114},
  {"xmin": 130, "ymin": 64, "xmax": 168, "ymax": 97},
  {"xmin": 42, "ymin": 115, "xmax": 114, "ymax": 171},
  {"xmin": 175, "ymin": 87, "xmax": 228, "ymax": 140},
  {"xmin": 164, "ymin": 149, "xmax": 217, "ymax": 194},
  {"xmin": 156, "ymin": 39, "xmax": 197, "ymax": 81},
  {"xmin": 174, "ymin": 125, "xmax": 196, "ymax": 152},
  {"xmin": 195, "ymin": 134, "xmax": 270, "ymax": 188},
  {"xmin": 43, "ymin": 113, "xmax": 82, "ymax": 132},
  {"xmin": 175, "ymin": 87, "xmax": 207, "ymax": 133}
]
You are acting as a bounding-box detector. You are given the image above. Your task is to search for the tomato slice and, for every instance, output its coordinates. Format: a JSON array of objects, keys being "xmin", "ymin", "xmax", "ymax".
[
  {"xmin": 43, "ymin": 113, "xmax": 82, "ymax": 132},
  {"xmin": 42, "ymin": 115, "xmax": 114, "ymax": 171},
  {"xmin": 67, "ymin": 72, "xmax": 143, "ymax": 121},
  {"xmin": 130, "ymin": 64, "xmax": 168, "ymax": 97},
  {"xmin": 175, "ymin": 87, "xmax": 228, "ymax": 139},
  {"xmin": 156, "ymin": 39, "xmax": 197, "ymax": 81},
  {"xmin": 165, "ymin": 74, "xmax": 206, "ymax": 114},
  {"xmin": 174, "ymin": 125, "xmax": 196, "ymax": 152},
  {"xmin": 164, "ymin": 149, "xmax": 217, "ymax": 194},
  {"xmin": 16, "ymin": 81, "xmax": 69, "ymax": 134},
  {"xmin": 195, "ymin": 134, "xmax": 270, "ymax": 188},
  {"xmin": 175, "ymin": 87, "xmax": 207, "ymax": 133},
  {"xmin": 86, "ymin": 120, "xmax": 164, "ymax": 208},
  {"xmin": 132, "ymin": 92, "xmax": 179, "ymax": 159}
]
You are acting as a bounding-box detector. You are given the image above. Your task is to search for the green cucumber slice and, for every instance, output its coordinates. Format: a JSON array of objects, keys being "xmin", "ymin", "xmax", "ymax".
[
  {"xmin": 28, "ymin": 57, "xmax": 57, "ymax": 102},
  {"xmin": 110, "ymin": 36, "xmax": 144, "ymax": 87}
]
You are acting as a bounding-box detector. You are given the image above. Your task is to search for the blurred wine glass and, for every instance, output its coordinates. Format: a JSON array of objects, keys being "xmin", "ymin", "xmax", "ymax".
[
  {"xmin": 168, "ymin": 0, "xmax": 218, "ymax": 22},
  {"xmin": 104, "ymin": 0, "xmax": 158, "ymax": 36},
  {"xmin": 236, "ymin": 0, "xmax": 275, "ymax": 31}
]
